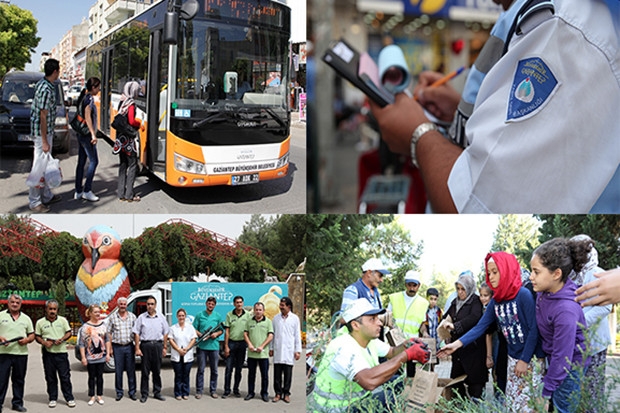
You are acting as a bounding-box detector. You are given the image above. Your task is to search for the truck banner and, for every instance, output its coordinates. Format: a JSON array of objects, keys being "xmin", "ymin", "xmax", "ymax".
[{"xmin": 171, "ymin": 282, "xmax": 289, "ymax": 325}]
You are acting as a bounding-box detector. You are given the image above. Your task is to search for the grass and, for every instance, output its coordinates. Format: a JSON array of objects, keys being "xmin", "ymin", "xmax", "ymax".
[{"xmin": 307, "ymin": 317, "xmax": 620, "ymax": 413}]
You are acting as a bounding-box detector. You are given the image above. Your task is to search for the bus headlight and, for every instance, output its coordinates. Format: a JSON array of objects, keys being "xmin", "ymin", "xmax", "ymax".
[
  {"xmin": 174, "ymin": 153, "xmax": 206, "ymax": 175},
  {"xmin": 276, "ymin": 152, "xmax": 289, "ymax": 169}
]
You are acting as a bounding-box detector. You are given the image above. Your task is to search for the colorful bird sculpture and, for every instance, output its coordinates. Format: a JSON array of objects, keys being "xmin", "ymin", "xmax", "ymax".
[
  {"xmin": 259, "ymin": 285, "xmax": 283, "ymax": 320},
  {"xmin": 75, "ymin": 225, "xmax": 130, "ymax": 321}
]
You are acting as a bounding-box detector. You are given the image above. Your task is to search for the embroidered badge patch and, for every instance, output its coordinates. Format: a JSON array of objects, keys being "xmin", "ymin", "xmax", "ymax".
[{"xmin": 507, "ymin": 57, "xmax": 558, "ymax": 121}]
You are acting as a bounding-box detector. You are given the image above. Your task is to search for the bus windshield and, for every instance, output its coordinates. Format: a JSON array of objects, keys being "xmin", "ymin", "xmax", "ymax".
[{"xmin": 175, "ymin": 20, "xmax": 289, "ymax": 112}]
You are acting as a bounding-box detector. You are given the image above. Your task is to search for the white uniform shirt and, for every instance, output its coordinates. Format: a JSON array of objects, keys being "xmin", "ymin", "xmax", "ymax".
[
  {"xmin": 271, "ymin": 311, "xmax": 302, "ymax": 365},
  {"xmin": 169, "ymin": 323, "xmax": 197, "ymax": 363},
  {"xmin": 448, "ymin": 0, "xmax": 620, "ymax": 213},
  {"xmin": 331, "ymin": 334, "xmax": 391, "ymax": 382}
]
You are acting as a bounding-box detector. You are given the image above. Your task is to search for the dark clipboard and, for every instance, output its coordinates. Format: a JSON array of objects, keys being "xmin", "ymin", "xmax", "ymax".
[{"xmin": 322, "ymin": 38, "xmax": 394, "ymax": 107}]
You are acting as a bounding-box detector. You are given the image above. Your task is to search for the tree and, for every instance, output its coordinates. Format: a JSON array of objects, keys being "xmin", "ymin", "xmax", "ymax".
[
  {"xmin": 491, "ymin": 215, "xmax": 541, "ymax": 273},
  {"xmin": 534, "ymin": 215, "xmax": 620, "ymax": 270},
  {"xmin": 304, "ymin": 214, "xmax": 397, "ymax": 326},
  {"xmin": 364, "ymin": 220, "xmax": 424, "ymax": 304},
  {"xmin": 0, "ymin": 4, "xmax": 40, "ymax": 77}
]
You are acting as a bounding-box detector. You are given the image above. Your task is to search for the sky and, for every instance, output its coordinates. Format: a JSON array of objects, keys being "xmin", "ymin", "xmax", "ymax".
[
  {"xmin": 397, "ymin": 214, "xmax": 500, "ymax": 284},
  {"xmin": 11, "ymin": 0, "xmax": 92, "ymax": 72},
  {"xmin": 11, "ymin": 0, "xmax": 306, "ymax": 72},
  {"xmin": 30, "ymin": 214, "xmax": 268, "ymax": 241}
]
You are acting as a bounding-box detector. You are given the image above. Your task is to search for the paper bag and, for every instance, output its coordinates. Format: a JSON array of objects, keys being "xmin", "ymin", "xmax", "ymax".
[
  {"xmin": 419, "ymin": 338, "xmax": 437, "ymax": 364},
  {"xmin": 437, "ymin": 315, "xmax": 453, "ymax": 343},
  {"xmin": 406, "ymin": 368, "xmax": 438, "ymax": 413},
  {"xmin": 385, "ymin": 327, "xmax": 407, "ymax": 347}
]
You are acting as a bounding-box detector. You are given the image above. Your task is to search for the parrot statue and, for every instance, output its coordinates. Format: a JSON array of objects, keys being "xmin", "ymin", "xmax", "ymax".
[
  {"xmin": 75, "ymin": 225, "xmax": 131, "ymax": 322},
  {"xmin": 259, "ymin": 285, "xmax": 282, "ymax": 320}
]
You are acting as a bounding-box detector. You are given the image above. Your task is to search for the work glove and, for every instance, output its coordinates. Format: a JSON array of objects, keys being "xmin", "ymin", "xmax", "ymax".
[{"xmin": 404, "ymin": 339, "xmax": 430, "ymax": 364}]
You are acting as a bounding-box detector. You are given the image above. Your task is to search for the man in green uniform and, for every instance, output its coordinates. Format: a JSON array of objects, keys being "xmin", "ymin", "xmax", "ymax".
[
  {"xmin": 222, "ymin": 295, "xmax": 252, "ymax": 398},
  {"xmin": 192, "ymin": 296, "xmax": 223, "ymax": 398},
  {"xmin": 35, "ymin": 299, "xmax": 75, "ymax": 408},
  {"xmin": 243, "ymin": 302, "xmax": 273, "ymax": 402},
  {"xmin": 0, "ymin": 294, "xmax": 35, "ymax": 412}
]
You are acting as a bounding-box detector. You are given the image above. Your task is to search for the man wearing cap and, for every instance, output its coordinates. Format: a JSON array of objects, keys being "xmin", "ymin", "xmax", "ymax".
[
  {"xmin": 387, "ymin": 270, "xmax": 429, "ymax": 377},
  {"xmin": 341, "ymin": 258, "xmax": 390, "ymax": 312},
  {"xmin": 310, "ymin": 299, "xmax": 430, "ymax": 412}
]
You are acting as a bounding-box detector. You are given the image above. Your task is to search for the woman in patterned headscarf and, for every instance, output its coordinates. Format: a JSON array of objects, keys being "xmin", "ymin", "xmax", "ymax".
[
  {"xmin": 115, "ymin": 80, "xmax": 142, "ymax": 202},
  {"xmin": 440, "ymin": 271, "xmax": 487, "ymax": 400}
]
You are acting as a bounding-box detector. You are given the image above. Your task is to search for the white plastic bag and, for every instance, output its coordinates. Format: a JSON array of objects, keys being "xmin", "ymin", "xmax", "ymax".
[
  {"xmin": 44, "ymin": 156, "xmax": 62, "ymax": 188},
  {"xmin": 26, "ymin": 152, "xmax": 51, "ymax": 188}
]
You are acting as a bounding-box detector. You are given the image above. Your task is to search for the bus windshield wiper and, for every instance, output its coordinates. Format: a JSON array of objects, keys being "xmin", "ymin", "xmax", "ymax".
[
  {"xmin": 263, "ymin": 108, "xmax": 287, "ymax": 129},
  {"xmin": 192, "ymin": 112, "xmax": 228, "ymax": 128}
]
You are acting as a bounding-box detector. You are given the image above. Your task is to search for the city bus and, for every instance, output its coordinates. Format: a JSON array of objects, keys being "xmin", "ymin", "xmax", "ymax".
[{"xmin": 86, "ymin": 0, "xmax": 291, "ymax": 186}]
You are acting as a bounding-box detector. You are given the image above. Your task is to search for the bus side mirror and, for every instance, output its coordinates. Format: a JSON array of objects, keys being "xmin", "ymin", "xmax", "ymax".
[
  {"xmin": 163, "ymin": 11, "xmax": 179, "ymax": 45},
  {"xmin": 163, "ymin": 0, "xmax": 198, "ymax": 45},
  {"xmin": 180, "ymin": 0, "xmax": 199, "ymax": 20}
]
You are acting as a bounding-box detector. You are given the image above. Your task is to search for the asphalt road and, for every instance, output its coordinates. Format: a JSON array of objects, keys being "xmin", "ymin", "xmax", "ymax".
[
  {"xmin": 13, "ymin": 343, "xmax": 305, "ymax": 413},
  {"xmin": 0, "ymin": 111, "xmax": 306, "ymax": 214}
]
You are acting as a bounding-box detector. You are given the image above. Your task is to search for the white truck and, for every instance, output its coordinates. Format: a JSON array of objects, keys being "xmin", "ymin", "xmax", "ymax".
[{"xmin": 74, "ymin": 280, "xmax": 290, "ymax": 372}]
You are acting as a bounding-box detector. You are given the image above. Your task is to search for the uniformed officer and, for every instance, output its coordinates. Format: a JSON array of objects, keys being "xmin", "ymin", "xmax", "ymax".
[{"xmin": 370, "ymin": 0, "xmax": 620, "ymax": 213}]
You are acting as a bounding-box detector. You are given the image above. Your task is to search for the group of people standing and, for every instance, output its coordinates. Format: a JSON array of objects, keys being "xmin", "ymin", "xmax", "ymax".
[
  {"xmin": 28, "ymin": 57, "xmax": 142, "ymax": 212},
  {"xmin": 0, "ymin": 293, "xmax": 301, "ymax": 411},
  {"xmin": 312, "ymin": 236, "xmax": 613, "ymax": 413}
]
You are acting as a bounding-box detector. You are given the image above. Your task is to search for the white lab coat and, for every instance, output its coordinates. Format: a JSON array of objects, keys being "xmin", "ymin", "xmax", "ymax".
[{"xmin": 271, "ymin": 311, "xmax": 302, "ymax": 365}]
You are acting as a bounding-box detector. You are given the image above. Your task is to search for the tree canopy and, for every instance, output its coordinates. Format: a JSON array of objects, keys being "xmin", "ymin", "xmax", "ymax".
[{"xmin": 0, "ymin": 4, "xmax": 40, "ymax": 77}]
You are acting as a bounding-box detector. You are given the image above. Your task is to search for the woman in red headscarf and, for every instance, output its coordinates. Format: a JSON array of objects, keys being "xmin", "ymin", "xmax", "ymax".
[{"xmin": 438, "ymin": 252, "xmax": 545, "ymax": 412}]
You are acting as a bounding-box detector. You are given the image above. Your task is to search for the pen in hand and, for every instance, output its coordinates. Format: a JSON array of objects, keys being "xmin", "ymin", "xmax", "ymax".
[{"xmin": 414, "ymin": 66, "xmax": 466, "ymax": 101}]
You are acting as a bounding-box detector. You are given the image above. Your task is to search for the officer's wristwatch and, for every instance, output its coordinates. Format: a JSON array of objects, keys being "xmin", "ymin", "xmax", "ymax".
[{"xmin": 410, "ymin": 122, "xmax": 437, "ymax": 169}]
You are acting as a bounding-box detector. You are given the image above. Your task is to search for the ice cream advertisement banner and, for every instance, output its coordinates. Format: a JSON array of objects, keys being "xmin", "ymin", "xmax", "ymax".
[{"xmin": 171, "ymin": 282, "xmax": 289, "ymax": 325}]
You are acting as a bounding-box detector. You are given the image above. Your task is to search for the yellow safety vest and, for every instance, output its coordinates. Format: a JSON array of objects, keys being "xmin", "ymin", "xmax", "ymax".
[
  {"xmin": 310, "ymin": 334, "xmax": 380, "ymax": 412},
  {"xmin": 389, "ymin": 292, "xmax": 428, "ymax": 338}
]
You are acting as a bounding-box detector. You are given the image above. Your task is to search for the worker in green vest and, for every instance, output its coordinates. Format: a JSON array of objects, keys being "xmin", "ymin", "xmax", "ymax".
[
  {"xmin": 310, "ymin": 298, "xmax": 430, "ymax": 413},
  {"xmin": 387, "ymin": 270, "xmax": 429, "ymax": 377}
]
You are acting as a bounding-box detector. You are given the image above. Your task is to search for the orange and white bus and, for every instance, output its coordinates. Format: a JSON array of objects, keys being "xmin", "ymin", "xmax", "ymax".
[{"xmin": 87, "ymin": 0, "xmax": 291, "ymax": 186}]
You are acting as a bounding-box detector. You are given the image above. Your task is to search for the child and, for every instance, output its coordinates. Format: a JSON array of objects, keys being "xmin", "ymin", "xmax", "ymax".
[
  {"xmin": 438, "ymin": 252, "xmax": 544, "ymax": 412},
  {"xmin": 530, "ymin": 238, "xmax": 590, "ymax": 413},
  {"xmin": 569, "ymin": 235, "xmax": 611, "ymax": 413},
  {"xmin": 420, "ymin": 288, "xmax": 442, "ymax": 371},
  {"xmin": 478, "ymin": 283, "xmax": 495, "ymax": 368},
  {"xmin": 480, "ymin": 282, "xmax": 508, "ymax": 399}
]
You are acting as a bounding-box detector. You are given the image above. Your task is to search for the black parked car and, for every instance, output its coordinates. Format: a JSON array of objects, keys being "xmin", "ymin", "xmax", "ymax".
[{"xmin": 0, "ymin": 71, "xmax": 70, "ymax": 153}]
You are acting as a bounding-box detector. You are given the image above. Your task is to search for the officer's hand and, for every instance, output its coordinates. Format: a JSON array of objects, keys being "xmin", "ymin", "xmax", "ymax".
[
  {"xmin": 414, "ymin": 71, "xmax": 460, "ymax": 123},
  {"xmin": 368, "ymin": 93, "xmax": 428, "ymax": 155},
  {"xmin": 405, "ymin": 340, "xmax": 430, "ymax": 364}
]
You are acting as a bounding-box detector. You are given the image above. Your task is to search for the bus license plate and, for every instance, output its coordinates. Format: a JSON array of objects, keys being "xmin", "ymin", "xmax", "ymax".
[
  {"xmin": 18, "ymin": 134, "xmax": 34, "ymax": 142},
  {"xmin": 232, "ymin": 173, "xmax": 259, "ymax": 185}
]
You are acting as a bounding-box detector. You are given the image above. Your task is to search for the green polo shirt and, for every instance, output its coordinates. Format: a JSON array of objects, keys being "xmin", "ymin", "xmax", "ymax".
[
  {"xmin": 245, "ymin": 317, "xmax": 273, "ymax": 359},
  {"xmin": 35, "ymin": 315, "xmax": 71, "ymax": 353},
  {"xmin": 225, "ymin": 309, "xmax": 252, "ymax": 342},
  {"xmin": 193, "ymin": 309, "xmax": 223, "ymax": 351},
  {"xmin": 0, "ymin": 310, "xmax": 33, "ymax": 356}
]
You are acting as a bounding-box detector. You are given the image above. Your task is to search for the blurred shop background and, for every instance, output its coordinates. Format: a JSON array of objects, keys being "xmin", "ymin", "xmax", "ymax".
[{"xmin": 307, "ymin": 0, "xmax": 503, "ymax": 213}]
